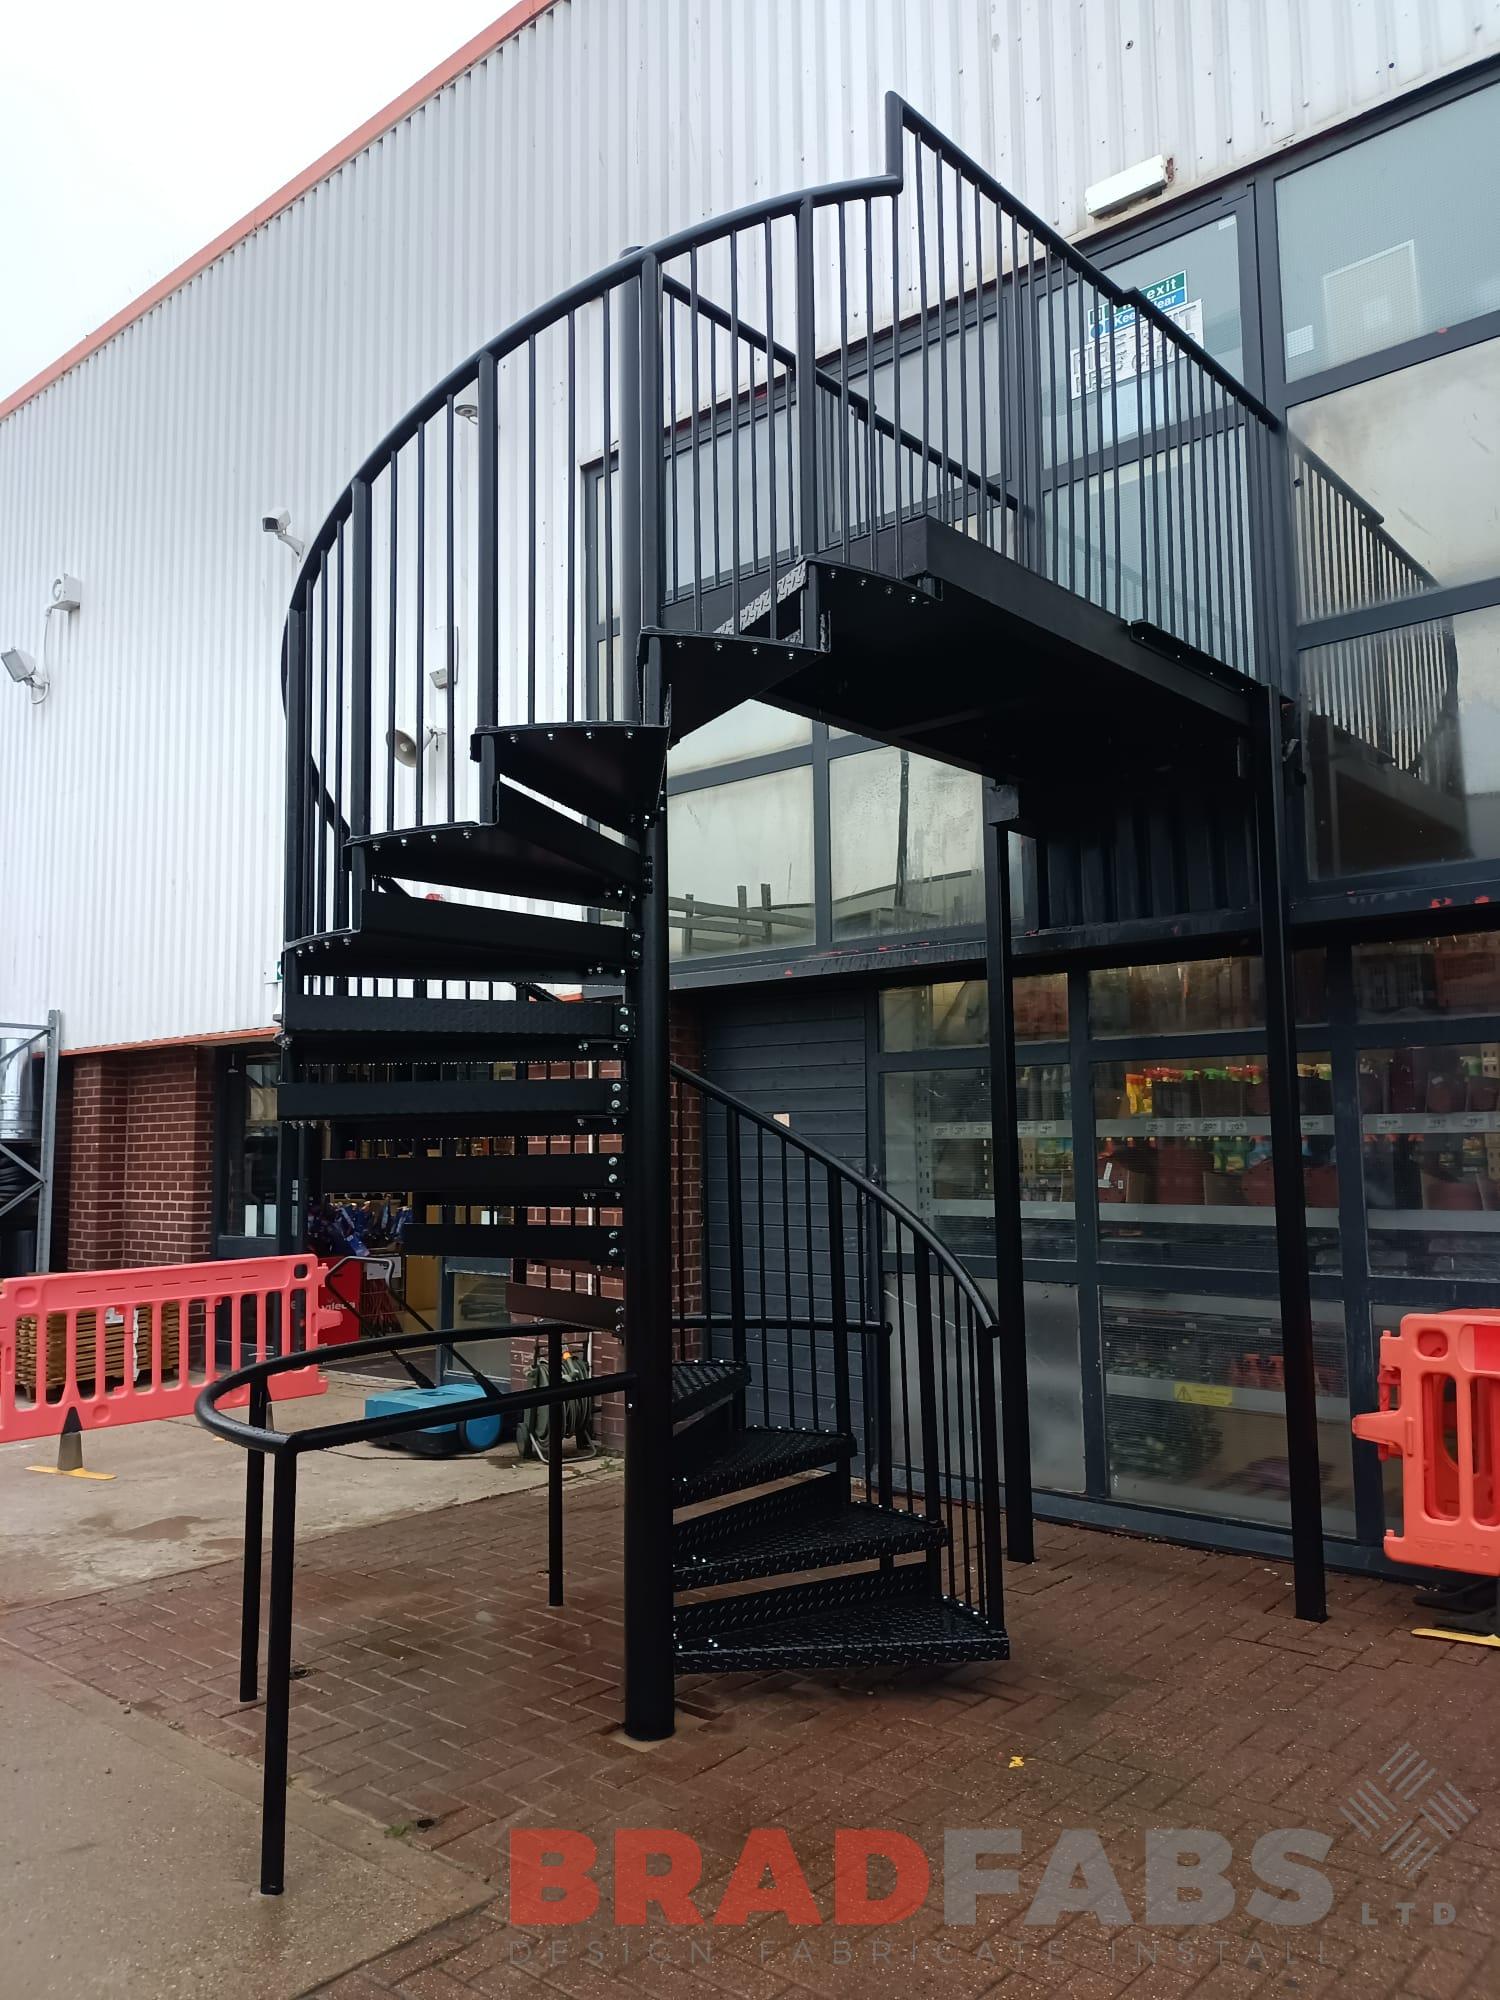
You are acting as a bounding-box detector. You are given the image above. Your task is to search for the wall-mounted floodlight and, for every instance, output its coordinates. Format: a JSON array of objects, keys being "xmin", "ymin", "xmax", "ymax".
[
  {"xmin": 3, "ymin": 647, "xmax": 45, "ymax": 694},
  {"xmin": 261, "ymin": 509, "xmax": 306, "ymax": 559}
]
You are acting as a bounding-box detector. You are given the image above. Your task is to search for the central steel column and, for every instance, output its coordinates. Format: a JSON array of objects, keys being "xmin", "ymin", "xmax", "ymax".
[{"xmin": 620, "ymin": 257, "xmax": 675, "ymax": 1739}]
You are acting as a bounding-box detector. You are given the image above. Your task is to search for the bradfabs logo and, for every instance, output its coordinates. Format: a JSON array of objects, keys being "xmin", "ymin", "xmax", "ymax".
[
  {"xmin": 508, "ymin": 1739, "xmax": 1479, "ymax": 1939},
  {"xmin": 509, "ymin": 1824, "xmax": 1337, "ymax": 1930}
]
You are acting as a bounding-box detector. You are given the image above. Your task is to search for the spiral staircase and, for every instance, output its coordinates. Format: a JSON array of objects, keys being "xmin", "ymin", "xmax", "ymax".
[{"xmin": 272, "ymin": 95, "xmax": 1303, "ymax": 1737}]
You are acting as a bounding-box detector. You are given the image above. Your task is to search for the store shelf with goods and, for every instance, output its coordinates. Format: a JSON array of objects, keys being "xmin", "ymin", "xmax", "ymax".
[
  {"xmin": 1101, "ymin": 1202, "xmax": 1342, "ymax": 1228},
  {"xmin": 1102, "ymin": 1370, "xmax": 1348, "ymax": 1424},
  {"xmin": 1365, "ymin": 1209, "xmax": 1500, "ymax": 1232},
  {"xmin": 1363, "ymin": 1112, "xmax": 1500, "ymax": 1134},
  {"xmin": 1096, "ymin": 1116, "xmax": 1336, "ymax": 1139}
]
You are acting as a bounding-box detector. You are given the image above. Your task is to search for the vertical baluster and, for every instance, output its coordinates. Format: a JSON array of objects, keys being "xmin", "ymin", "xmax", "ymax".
[
  {"xmin": 709, "ymin": 297, "xmax": 722, "ymax": 586},
  {"xmin": 780, "ymin": 1142, "xmax": 794, "ymax": 1428},
  {"xmin": 894, "ymin": 1233, "xmax": 913, "ymax": 1512},
  {"xmin": 803, "ymin": 1152, "xmax": 819, "ymax": 1431},
  {"xmin": 827, "ymin": 1172, "xmax": 851, "ymax": 1453},
  {"xmin": 1049, "ymin": 245, "xmax": 1065, "ymax": 587},
  {"xmin": 914, "ymin": 138, "xmax": 931, "ymax": 520},
  {"xmin": 689, "ymin": 249, "xmax": 704, "ymax": 625},
  {"xmin": 1186, "ymin": 357, "xmax": 1204, "ymax": 652},
  {"xmin": 332, "ymin": 530, "xmax": 346, "ymax": 929},
  {"xmin": 349, "ymin": 478, "xmax": 371, "ymax": 931},
  {"xmin": 473, "ymin": 361, "xmax": 497, "ymax": 812},
  {"xmin": 838, "ymin": 203, "xmax": 851, "ymax": 563},
  {"xmin": 445, "ymin": 396, "xmax": 458, "ymax": 819},
  {"xmin": 936, "ymin": 1263, "xmax": 955, "ymax": 1598},
  {"xmin": 935, "ymin": 155, "xmax": 952, "ymax": 525},
  {"xmin": 796, "ymin": 197, "xmax": 818, "ymax": 565},
  {"xmin": 863, "ymin": 197, "xmax": 878, "ymax": 563},
  {"xmin": 890, "ymin": 190, "xmax": 904, "ymax": 572},
  {"xmin": 764, "ymin": 218, "xmax": 780, "ymax": 618},
  {"xmin": 726, "ymin": 1111, "xmax": 747, "ymax": 1386},
  {"xmin": 567, "ymin": 313, "xmax": 577, "ymax": 719},
  {"xmin": 972, "ymin": 179, "xmax": 989, "ymax": 548},
  {"xmin": 756, "ymin": 1124, "xmax": 768, "ymax": 1426},
  {"xmin": 386, "ymin": 456, "xmax": 399, "ymax": 831},
  {"xmin": 602, "ymin": 299, "xmax": 615, "ymax": 721},
  {"xmin": 912, "ymin": 1242, "xmax": 944, "ymax": 1579},
  {"xmin": 954, "ymin": 165, "xmax": 971, "ymax": 534},
  {"xmin": 1093, "ymin": 279, "xmax": 1108, "ymax": 610},
  {"xmin": 536, "ymin": 334, "xmax": 548, "ymax": 720},
  {"xmin": 729, "ymin": 231, "xmax": 743, "ymax": 621}
]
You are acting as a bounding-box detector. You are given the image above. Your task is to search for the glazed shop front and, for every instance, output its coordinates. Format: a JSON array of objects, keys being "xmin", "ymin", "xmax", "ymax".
[{"xmin": 696, "ymin": 930, "xmax": 1500, "ymax": 1570}]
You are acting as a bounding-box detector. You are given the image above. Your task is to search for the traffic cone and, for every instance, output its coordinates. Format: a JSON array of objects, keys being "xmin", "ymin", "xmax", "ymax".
[{"xmin": 56, "ymin": 1409, "xmax": 84, "ymax": 1473}]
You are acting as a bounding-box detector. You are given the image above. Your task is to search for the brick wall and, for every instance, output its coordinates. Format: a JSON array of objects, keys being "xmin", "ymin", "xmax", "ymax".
[
  {"xmin": 508, "ymin": 999, "xmax": 704, "ymax": 1454},
  {"xmin": 58, "ymin": 1046, "xmax": 218, "ymax": 1270}
]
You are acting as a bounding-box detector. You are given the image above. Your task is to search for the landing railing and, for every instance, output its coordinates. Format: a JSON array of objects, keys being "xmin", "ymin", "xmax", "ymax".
[
  {"xmin": 670, "ymin": 1063, "xmax": 1016, "ymax": 1628},
  {"xmin": 281, "ymin": 95, "xmax": 1299, "ymax": 987}
]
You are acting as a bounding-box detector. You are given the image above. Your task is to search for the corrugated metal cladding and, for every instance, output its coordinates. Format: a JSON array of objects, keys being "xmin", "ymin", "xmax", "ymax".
[{"xmin": 2, "ymin": 0, "xmax": 1496, "ymax": 1047}]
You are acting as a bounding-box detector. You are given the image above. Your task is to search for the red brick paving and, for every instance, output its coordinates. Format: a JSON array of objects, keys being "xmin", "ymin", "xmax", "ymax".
[{"xmin": 4, "ymin": 1480, "xmax": 1499, "ymax": 1998}]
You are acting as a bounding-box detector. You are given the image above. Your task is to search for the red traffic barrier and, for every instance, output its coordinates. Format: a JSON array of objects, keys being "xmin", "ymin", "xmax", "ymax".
[
  {"xmin": 0, "ymin": 1257, "xmax": 335, "ymax": 1445},
  {"xmin": 1353, "ymin": 1311, "xmax": 1500, "ymax": 1575}
]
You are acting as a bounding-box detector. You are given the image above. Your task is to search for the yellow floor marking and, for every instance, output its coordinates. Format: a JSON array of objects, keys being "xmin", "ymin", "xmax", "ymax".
[
  {"xmin": 25, "ymin": 1465, "xmax": 117, "ymax": 1481},
  {"xmin": 1412, "ymin": 1625, "xmax": 1500, "ymax": 1648}
]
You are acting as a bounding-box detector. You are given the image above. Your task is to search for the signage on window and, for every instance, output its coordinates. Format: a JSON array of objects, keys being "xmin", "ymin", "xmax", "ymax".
[{"xmin": 1071, "ymin": 270, "xmax": 1202, "ymax": 397}]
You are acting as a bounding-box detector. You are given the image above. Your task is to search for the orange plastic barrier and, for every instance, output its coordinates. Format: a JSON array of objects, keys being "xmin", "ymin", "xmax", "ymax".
[
  {"xmin": 1353, "ymin": 1311, "xmax": 1500, "ymax": 1575},
  {"xmin": 0, "ymin": 1257, "xmax": 335, "ymax": 1445}
]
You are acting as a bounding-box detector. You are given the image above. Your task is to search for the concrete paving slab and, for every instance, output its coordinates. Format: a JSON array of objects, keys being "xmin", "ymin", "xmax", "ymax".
[
  {"xmin": 0, "ymin": 1644, "xmax": 488, "ymax": 2000},
  {"xmin": 0, "ymin": 1377, "xmax": 617, "ymax": 1610}
]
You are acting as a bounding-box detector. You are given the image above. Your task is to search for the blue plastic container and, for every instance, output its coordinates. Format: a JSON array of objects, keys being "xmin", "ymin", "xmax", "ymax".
[{"xmin": 362, "ymin": 1383, "xmax": 508, "ymax": 1455}]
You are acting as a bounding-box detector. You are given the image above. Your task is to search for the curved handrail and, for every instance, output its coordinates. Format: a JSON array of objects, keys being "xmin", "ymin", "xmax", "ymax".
[
  {"xmin": 196, "ymin": 1320, "xmax": 632, "ymax": 1456},
  {"xmin": 672, "ymin": 1060, "xmax": 995, "ymax": 1335}
]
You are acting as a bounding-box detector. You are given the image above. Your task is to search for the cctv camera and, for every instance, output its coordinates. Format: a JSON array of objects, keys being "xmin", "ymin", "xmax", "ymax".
[
  {"xmin": 262, "ymin": 511, "xmax": 290, "ymax": 535},
  {"xmin": 3, "ymin": 647, "xmax": 37, "ymax": 684}
]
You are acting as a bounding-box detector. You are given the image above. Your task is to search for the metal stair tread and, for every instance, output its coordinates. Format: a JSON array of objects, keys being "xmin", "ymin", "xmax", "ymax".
[
  {"xmin": 674, "ymin": 1594, "xmax": 1010, "ymax": 1673},
  {"xmin": 672, "ymin": 1424, "xmax": 852, "ymax": 1505},
  {"xmin": 471, "ymin": 722, "xmax": 669, "ymax": 831},
  {"xmin": 673, "ymin": 1500, "xmax": 946, "ymax": 1591},
  {"xmin": 279, "ymin": 992, "xmax": 629, "ymax": 1051},
  {"xmin": 289, "ymin": 896, "xmax": 635, "ymax": 979},
  {"xmin": 279, "ymin": 1077, "xmax": 624, "ymax": 1135},
  {"xmin": 670, "ymin": 1359, "xmax": 749, "ymax": 1423},
  {"xmin": 350, "ymin": 802, "xmax": 640, "ymax": 907}
]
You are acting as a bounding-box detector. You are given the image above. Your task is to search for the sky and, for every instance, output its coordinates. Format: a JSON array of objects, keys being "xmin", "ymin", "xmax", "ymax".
[{"xmin": 0, "ymin": 0, "xmax": 512, "ymax": 402}]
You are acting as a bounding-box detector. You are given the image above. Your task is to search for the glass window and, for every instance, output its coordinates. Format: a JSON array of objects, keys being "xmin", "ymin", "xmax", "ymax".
[
  {"xmin": 667, "ymin": 700, "xmax": 811, "ymax": 776},
  {"xmin": 1043, "ymin": 438, "xmax": 1254, "ymax": 674},
  {"xmin": 1040, "ymin": 215, "xmax": 1246, "ymax": 467},
  {"xmin": 829, "ymin": 747, "xmax": 984, "ymax": 938},
  {"xmin": 667, "ymin": 767, "xmax": 814, "ymax": 957},
  {"xmin": 1354, "ymin": 934, "xmax": 1500, "ymax": 1020},
  {"xmin": 882, "ymin": 1063, "xmax": 1073, "ymax": 1259},
  {"xmin": 223, "ymin": 1056, "xmax": 278, "ymax": 1239},
  {"xmin": 1303, "ymin": 607, "xmax": 1500, "ymax": 878},
  {"xmin": 1089, "ymin": 955, "xmax": 1327, "ymax": 1036},
  {"xmin": 1277, "ymin": 81, "xmax": 1500, "ymax": 381},
  {"xmin": 1288, "ymin": 341, "xmax": 1500, "ymax": 617},
  {"xmin": 879, "ymin": 974, "xmax": 1067, "ymax": 1051},
  {"xmin": 1359, "ymin": 1042, "xmax": 1500, "ymax": 1277},
  {"xmin": 1102, "ymin": 1290, "xmax": 1353, "ymax": 1533},
  {"xmin": 1094, "ymin": 1054, "xmax": 1339, "ymax": 1272},
  {"xmin": 978, "ymin": 1279, "xmax": 1087, "ymax": 1493}
]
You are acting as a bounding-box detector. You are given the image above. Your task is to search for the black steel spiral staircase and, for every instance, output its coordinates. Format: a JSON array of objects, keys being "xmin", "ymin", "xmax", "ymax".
[{"xmin": 252, "ymin": 89, "xmax": 1402, "ymax": 1800}]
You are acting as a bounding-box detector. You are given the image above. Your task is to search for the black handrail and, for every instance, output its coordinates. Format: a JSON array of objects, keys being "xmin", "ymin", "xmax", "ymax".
[
  {"xmin": 200, "ymin": 1322, "xmax": 632, "ymax": 1896},
  {"xmin": 279, "ymin": 92, "xmax": 1318, "ymax": 979},
  {"xmin": 672, "ymin": 1060, "xmax": 996, "ymax": 1332},
  {"xmin": 668, "ymin": 1061, "xmax": 1014, "ymax": 1651}
]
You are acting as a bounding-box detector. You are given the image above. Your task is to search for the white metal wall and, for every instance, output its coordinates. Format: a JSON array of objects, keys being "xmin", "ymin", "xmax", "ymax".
[{"xmin": 3, "ymin": 0, "xmax": 1496, "ymax": 1047}]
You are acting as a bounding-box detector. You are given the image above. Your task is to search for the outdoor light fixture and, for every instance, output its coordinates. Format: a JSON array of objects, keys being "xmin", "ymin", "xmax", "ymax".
[
  {"xmin": 261, "ymin": 509, "xmax": 306, "ymax": 559},
  {"xmin": 3, "ymin": 646, "xmax": 47, "ymax": 701},
  {"xmin": 388, "ymin": 724, "xmax": 447, "ymax": 768},
  {"xmin": 1085, "ymin": 153, "xmax": 1171, "ymax": 219}
]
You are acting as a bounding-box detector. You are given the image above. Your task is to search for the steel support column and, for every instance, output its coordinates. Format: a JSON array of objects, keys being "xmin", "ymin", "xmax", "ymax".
[
  {"xmin": 1251, "ymin": 685, "xmax": 1327, "ymax": 1623},
  {"xmin": 983, "ymin": 784, "xmax": 1035, "ymax": 1562},
  {"xmin": 620, "ymin": 261, "xmax": 675, "ymax": 1741}
]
